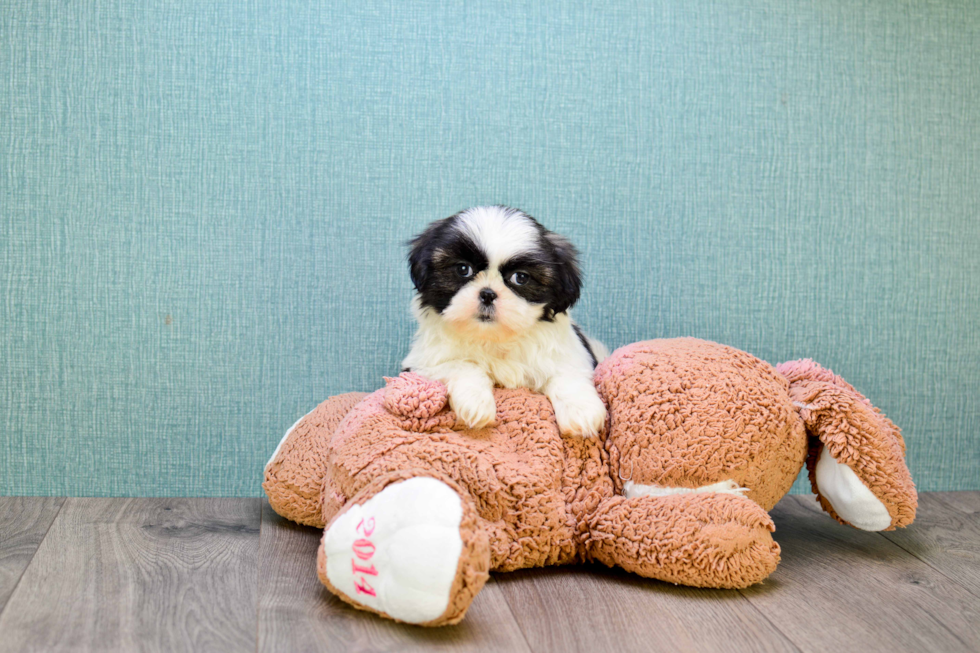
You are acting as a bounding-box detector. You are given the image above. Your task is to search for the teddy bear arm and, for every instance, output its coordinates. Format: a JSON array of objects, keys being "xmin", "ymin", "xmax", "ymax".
[
  {"xmin": 263, "ymin": 392, "xmax": 369, "ymax": 527},
  {"xmin": 584, "ymin": 493, "xmax": 780, "ymax": 589}
]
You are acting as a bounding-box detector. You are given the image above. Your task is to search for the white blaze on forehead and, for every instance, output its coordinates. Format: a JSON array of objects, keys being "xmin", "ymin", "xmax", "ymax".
[{"xmin": 455, "ymin": 206, "xmax": 541, "ymax": 266}]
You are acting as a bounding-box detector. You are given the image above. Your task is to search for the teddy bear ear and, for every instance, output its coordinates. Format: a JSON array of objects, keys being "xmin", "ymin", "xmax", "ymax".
[{"xmin": 383, "ymin": 372, "xmax": 448, "ymax": 419}]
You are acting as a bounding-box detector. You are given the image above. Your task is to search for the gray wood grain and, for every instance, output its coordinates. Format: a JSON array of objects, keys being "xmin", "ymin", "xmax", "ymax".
[
  {"xmin": 881, "ymin": 491, "xmax": 980, "ymax": 599},
  {"xmin": 257, "ymin": 500, "xmax": 531, "ymax": 653},
  {"xmin": 495, "ymin": 563, "xmax": 797, "ymax": 653},
  {"xmin": 740, "ymin": 495, "xmax": 980, "ymax": 653},
  {"xmin": 0, "ymin": 498, "xmax": 261, "ymax": 653},
  {"xmin": 0, "ymin": 497, "xmax": 65, "ymax": 612},
  {"xmin": 2, "ymin": 493, "xmax": 977, "ymax": 652}
]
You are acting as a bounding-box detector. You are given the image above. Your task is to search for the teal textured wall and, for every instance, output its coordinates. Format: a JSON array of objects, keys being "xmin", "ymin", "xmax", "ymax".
[{"xmin": 2, "ymin": 1, "xmax": 978, "ymax": 497}]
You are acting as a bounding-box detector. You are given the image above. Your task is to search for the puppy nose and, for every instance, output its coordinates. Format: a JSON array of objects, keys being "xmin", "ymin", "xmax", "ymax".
[{"xmin": 479, "ymin": 288, "xmax": 497, "ymax": 305}]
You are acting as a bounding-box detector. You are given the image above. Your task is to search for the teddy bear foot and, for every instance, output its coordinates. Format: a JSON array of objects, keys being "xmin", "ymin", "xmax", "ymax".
[
  {"xmin": 814, "ymin": 446, "xmax": 892, "ymax": 530},
  {"xmin": 778, "ymin": 358, "xmax": 917, "ymax": 531},
  {"xmin": 317, "ymin": 474, "xmax": 490, "ymax": 626}
]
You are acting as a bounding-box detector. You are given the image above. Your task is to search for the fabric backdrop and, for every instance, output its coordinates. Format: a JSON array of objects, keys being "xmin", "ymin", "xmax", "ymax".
[{"xmin": 2, "ymin": 0, "xmax": 978, "ymax": 497}]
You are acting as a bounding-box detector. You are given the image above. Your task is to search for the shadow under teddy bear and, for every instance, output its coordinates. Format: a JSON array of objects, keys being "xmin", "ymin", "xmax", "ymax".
[{"xmin": 264, "ymin": 338, "xmax": 916, "ymax": 626}]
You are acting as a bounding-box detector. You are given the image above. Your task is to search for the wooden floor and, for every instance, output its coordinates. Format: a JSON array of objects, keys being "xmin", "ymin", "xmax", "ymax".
[{"xmin": 0, "ymin": 493, "xmax": 977, "ymax": 652}]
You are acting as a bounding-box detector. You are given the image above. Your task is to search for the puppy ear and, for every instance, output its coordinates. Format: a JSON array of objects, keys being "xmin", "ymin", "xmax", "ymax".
[
  {"xmin": 407, "ymin": 217, "xmax": 450, "ymax": 291},
  {"xmin": 544, "ymin": 231, "xmax": 582, "ymax": 317}
]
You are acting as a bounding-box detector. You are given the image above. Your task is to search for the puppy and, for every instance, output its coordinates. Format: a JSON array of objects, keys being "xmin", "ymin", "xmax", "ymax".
[{"xmin": 402, "ymin": 206, "xmax": 608, "ymax": 437}]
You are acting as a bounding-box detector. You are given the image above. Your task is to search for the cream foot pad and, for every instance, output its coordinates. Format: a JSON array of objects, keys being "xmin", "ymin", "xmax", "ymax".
[{"xmin": 815, "ymin": 447, "xmax": 892, "ymax": 531}]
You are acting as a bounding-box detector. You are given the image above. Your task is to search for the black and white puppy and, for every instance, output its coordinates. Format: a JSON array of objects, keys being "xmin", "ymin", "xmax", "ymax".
[{"xmin": 402, "ymin": 206, "xmax": 608, "ymax": 437}]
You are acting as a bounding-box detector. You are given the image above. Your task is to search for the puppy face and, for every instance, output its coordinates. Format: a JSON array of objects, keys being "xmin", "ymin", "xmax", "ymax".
[{"xmin": 408, "ymin": 206, "xmax": 582, "ymax": 341}]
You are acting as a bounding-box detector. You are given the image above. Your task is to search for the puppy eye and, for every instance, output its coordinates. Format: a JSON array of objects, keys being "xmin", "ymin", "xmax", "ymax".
[
  {"xmin": 509, "ymin": 271, "xmax": 530, "ymax": 286},
  {"xmin": 455, "ymin": 263, "xmax": 474, "ymax": 278}
]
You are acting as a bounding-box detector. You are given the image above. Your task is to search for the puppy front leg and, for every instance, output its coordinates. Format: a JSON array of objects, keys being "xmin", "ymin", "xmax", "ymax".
[
  {"xmin": 544, "ymin": 375, "xmax": 607, "ymax": 438},
  {"xmin": 416, "ymin": 361, "xmax": 497, "ymax": 429}
]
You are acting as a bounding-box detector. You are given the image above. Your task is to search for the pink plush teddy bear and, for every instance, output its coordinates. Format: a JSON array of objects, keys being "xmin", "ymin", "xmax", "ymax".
[{"xmin": 264, "ymin": 338, "xmax": 916, "ymax": 625}]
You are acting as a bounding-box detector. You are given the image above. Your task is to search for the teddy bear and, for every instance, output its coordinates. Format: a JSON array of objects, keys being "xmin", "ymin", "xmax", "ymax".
[{"xmin": 263, "ymin": 337, "xmax": 916, "ymax": 626}]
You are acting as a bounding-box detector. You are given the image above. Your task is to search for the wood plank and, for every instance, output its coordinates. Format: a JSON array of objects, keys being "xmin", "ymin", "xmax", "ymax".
[
  {"xmin": 740, "ymin": 495, "xmax": 980, "ymax": 653},
  {"xmin": 0, "ymin": 497, "xmax": 65, "ymax": 612},
  {"xmin": 0, "ymin": 498, "xmax": 261, "ymax": 653},
  {"xmin": 931, "ymin": 490, "xmax": 980, "ymax": 514},
  {"xmin": 257, "ymin": 500, "xmax": 531, "ymax": 653},
  {"xmin": 495, "ymin": 563, "xmax": 797, "ymax": 653},
  {"xmin": 880, "ymin": 492, "xmax": 980, "ymax": 599}
]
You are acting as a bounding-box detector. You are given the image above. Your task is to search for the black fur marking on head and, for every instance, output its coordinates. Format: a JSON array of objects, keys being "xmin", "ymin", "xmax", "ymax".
[
  {"xmin": 499, "ymin": 253, "xmax": 560, "ymax": 307},
  {"xmin": 407, "ymin": 214, "xmax": 489, "ymax": 313},
  {"xmin": 501, "ymin": 212, "xmax": 582, "ymax": 321},
  {"xmin": 409, "ymin": 207, "xmax": 583, "ymax": 320},
  {"xmin": 539, "ymin": 231, "xmax": 582, "ymax": 318}
]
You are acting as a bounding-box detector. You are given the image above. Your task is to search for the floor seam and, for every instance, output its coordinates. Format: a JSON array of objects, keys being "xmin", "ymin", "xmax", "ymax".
[
  {"xmin": 863, "ymin": 499, "xmax": 980, "ymax": 603},
  {"xmin": 0, "ymin": 497, "xmax": 68, "ymax": 623},
  {"xmin": 733, "ymin": 494, "xmax": 869, "ymax": 653},
  {"xmin": 492, "ymin": 575, "xmax": 536, "ymax": 653},
  {"xmin": 255, "ymin": 498, "xmax": 265, "ymax": 653},
  {"xmin": 735, "ymin": 588, "xmax": 805, "ymax": 653},
  {"xmin": 913, "ymin": 598, "xmax": 974, "ymax": 651},
  {"xmin": 789, "ymin": 495, "xmax": 978, "ymax": 650},
  {"xmin": 879, "ymin": 526, "xmax": 980, "ymax": 602}
]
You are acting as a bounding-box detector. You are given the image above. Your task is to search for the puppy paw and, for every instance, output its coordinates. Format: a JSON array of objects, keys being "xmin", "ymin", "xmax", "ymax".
[
  {"xmin": 448, "ymin": 384, "xmax": 497, "ymax": 429},
  {"xmin": 551, "ymin": 386, "xmax": 606, "ymax": 437}
]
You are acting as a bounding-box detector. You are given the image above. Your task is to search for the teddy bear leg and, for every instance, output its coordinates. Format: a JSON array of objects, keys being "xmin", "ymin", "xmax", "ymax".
[
  {"xmin": 805, "ymin": 417, "xmax": 916, "ymax": 531},
  {"xmin": 813, "ymin": 446, "xmax": 892, "ymax": 530},
  {"xmin": 777, "ymin": 359, "xmax": 917, "ymax": 531},
  {"xmin": 586, "ymin": 493, "xmax": 780, "ymax": 589},
  {"xmin": 317, "ymin": 470, "xmax": 491, "ymax": 626}
]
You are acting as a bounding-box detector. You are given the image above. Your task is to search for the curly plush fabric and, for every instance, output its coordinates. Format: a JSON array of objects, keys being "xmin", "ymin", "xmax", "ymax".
[
  {"xmin": 264, "ymin": 392, "xmax": 368, "ymax": 527},
  {"xmin": 264, "ymin": 338, "xmax": 916, "ymax": 626},
  {"xmin": 594, "ymin": 338, "xmax": 808, "ymax": 512},
  {"xmin": 315, "ymin": 469, "xmax": 491, "ymax": 626},
  {"xmin": 586, "ymin": 492, "xmax": 780, "ymax": 588},
  {"xmin": 777, "ymin": 359, "xmax": 917, "ymax": 530},
  {"xmin": 327, "ymin": 377, "xmax": 596, "ymax": 571}
]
